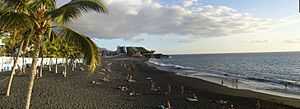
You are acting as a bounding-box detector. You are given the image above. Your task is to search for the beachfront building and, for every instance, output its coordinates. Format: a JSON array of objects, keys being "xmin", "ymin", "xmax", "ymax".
[{"xmin": 117, "ymin": 46, "xmax": 127, "ymax": 54}]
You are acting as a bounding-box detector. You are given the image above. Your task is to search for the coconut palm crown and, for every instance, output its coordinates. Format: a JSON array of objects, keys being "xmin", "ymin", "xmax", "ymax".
[{"xmin": 0, "ymin": 0, "xmax": 107, "ymax": 71}]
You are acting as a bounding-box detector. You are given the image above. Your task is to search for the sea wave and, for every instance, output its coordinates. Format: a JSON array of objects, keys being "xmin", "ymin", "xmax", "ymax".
[{"xmin": 148, "ymin": 59, "xmax": 194, "ymax": 70}]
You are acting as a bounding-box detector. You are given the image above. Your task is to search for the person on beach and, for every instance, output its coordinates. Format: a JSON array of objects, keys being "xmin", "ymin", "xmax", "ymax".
[
  {"xmin": 185, "ymin": 93, "xmax": 199, "ymax": 102},
  {"xmin": 150, "ymin": 82, "xmax": 155, "ymax": 90},
  {"xmin": 118, "ymin": 86, "xmax": 128, "ymax": 91},
  {"xmin": 256, "ymin": 100, "xmax": 261, "ymax": 109},
  {"xmin": 228, "ymin": 104, "xmax": 235, "ymax": 109},
  {"xmin": 181, "ymin": 85, "xmax": 184, "ymax": 94},
  {"xmin": 221, "ymin": 80, "xmax": 224, "ymax": 85},
  {"xmin": 128, "ymin": 75, "xmax": 133, "ymax": 80},
  {"xmin": 165, "ymin": 84, "xmax": 171, "ymax": 95},
  {"xmin": 92, "ymin": 80, "xmax": 101, "ymax": 84},
  {"xmin": 80, "ymin": 67, "xmax": 84, "ymax": 71},
  {"xmin": 22, "ymin": 65, "xmax": 26, "ymax": 74},
  {"xmin": 36, "ymin": 69, "xmax": 39, "ymax": 78},
  {"xmin": 127, "ymin": 74, "xmax": 130, "ymax": 79},
  {"xmin": 150, "ymin": 81, "xmax": 160, "ymax": 92},
  {"xmin": 193, "ymin": 93, "xmax": 198, "ymax": 100},
  {"xmin": 158, "ymin": 100, "xmax": 172, "ymax": 109},
  {"xmin": 127, "ymin": 75, "xmax": 136, "ymax": 82},
  {"xmin": 166, "ymin": 100, "xmax": 172, "ymax": 109},
  {"xmin": 102, "ymin": 73, "xmax": 109, "ymax": 81}
]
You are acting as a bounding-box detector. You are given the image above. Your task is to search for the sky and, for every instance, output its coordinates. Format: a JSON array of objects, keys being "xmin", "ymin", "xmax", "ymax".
[{"xmin": 57, "ymin": 0, "xmax": 300, "ymax": 54}]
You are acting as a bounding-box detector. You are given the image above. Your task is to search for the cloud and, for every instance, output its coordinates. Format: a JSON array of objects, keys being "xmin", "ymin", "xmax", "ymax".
[
  {"xmin": 67, "ymin": 0, "xmax": 284, "ymax": 41},
  {"xmin": 127, "ymin": 37, "xmax": 145, "ymax": 43},
  {"xmin": 179, "ymin": 0, "xmax": 199, "ymax": 7},
  {"xmin": 178, "ymin": 39, "xmax": 193, "ymax": 43},
  {"xmin": 284, "ymin": 38, "xmax": 300, "ymax": 43},
  {"xmin": 245, "ymin": 40, "xmax": 270, "ymax": 43}
]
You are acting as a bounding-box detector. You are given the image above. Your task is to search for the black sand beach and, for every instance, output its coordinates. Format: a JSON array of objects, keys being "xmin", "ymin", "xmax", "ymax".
[{"xmin": 0, "ymin": 57, "xmax": 299, "ymax": 109}]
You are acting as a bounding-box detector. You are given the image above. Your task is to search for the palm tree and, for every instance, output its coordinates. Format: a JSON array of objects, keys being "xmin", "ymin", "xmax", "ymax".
[
  {"xmin": 2, "ymin": 31, "xmax": 29, "ymax": 96},
  {"xmin": 0, "ymin": 0, "xmax": 107, "ymax": 108},
  {"xmin": 59, "ymin": 38, "xmax": 83, "ymax": 77},
  {"xmin": 49, "ymin": 39, "xmax": 61, "ymax": 73}
]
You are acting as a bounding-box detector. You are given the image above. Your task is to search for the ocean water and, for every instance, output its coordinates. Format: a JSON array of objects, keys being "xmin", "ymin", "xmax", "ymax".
[{"xmin": 147, "ymin": 52, "xmax": 300, "ymax": 99}]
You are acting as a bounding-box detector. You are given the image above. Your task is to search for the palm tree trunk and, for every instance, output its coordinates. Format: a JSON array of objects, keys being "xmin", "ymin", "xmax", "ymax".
[
  {"xmin": 39, "ymin": 57, "xmax": 44, "ymax": 77},
  {"xmin": 6, "ymin": 46, "xmax": 22, "ymax": 96},
  {"xmin": 74, "ymin": 59, "xmax": 77, "ymax": 69},
  {"xmin": 55, "ymin": 58, "xmax": 58, "ymax": 73},
  {"xmin": 22, "ymin": 55, "xmax": 26, "ymax": 74},
  {"xmin": 49, "ymin": 58, "xmax": 52, "ymax": 71},
  {"xmin": 63, "ymin": 58, "xmax": 67, "ymax": 77},
  {"xmin": 25, "ymin": 35, "xmax": 41, "ymax": 109},
  {"xmin": 71, "ymin": 59, "xmax": 74, "ymax": 71}
]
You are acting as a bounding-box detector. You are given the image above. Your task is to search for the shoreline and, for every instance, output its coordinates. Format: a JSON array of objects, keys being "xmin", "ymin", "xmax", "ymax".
[
  {"xmin": 0, "ymin": 57, "xmax": 299, "ymax": 108},
  {"xmin": 147, "ymin": 58, "xmax": 300, "ymax": 101},
  {"xmin": 144, "ymin": 58, "xmax": 300, "ymax": 108}
]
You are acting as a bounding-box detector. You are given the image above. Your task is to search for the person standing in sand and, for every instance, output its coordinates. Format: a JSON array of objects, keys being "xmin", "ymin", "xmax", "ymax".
[
  {"xmin": 168, "ymin": 85, "xmax": 171, "ymax": 94},
  {"xmin": 165, "ymin": 84, "xmax": 171, "ymax": 95},
  {"xmin": 150, "ymin": 82, "xmax": 155, "ymax": 90},
  {"xmin": 256, "ymin": 100, "xmax": 261, "ymax": 109},
  {"xmin": 193, "ymin": 93, "xmax": 198, "ymax": 100},
  {"xmin": 181, "ymin": 85, "xmax": 184, "ymax": 94}
]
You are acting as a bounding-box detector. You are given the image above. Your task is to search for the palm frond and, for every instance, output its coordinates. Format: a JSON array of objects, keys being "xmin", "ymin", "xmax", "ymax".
[
  {"xmin": 46, "ymin": 0, "xmax": 108, "ymax": 26},
  {"xmin": 20, "ymin": 29, "xmax": 34, "ymax": 53},
  {"xmin": 61, "ymin": 26, "xmax": 99, "ymax": 72},
  {"xmin": 28, "ymin": 0, "xmax": 56, "ymax": 12},
  {"xmin": 2, "ymin": 0, "xmax": 28, "ymax": 12},
  {"xmin": 0, "ymin": 11, "xmax": 35, "ymax": 31}
]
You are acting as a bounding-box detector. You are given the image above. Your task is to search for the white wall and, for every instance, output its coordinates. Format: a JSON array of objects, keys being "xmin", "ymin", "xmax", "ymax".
[{"xmin": 0, "ymin": 57, "xmax": 83, "ymax": 72}]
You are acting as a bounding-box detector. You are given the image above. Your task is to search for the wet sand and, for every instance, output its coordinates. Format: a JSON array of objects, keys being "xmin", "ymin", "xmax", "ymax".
[{"xmin": 0, "ymin": 57, "xmax": 299, "ymax": 109}]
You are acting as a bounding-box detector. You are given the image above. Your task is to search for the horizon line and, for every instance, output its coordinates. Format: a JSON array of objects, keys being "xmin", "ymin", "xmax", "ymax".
[{"xmin": 167, "ymin": 50, "xmax": 300, "ymax": 55}]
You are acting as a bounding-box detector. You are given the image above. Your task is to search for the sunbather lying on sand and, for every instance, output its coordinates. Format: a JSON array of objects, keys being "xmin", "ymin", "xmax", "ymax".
[
  {"xmin": 185, "ymin": 93, "xmax": 198, "ymax": 102},
  {"xmin": 102, "ymin": 77, "xmax": 109, "ymax": 82},
  {"xmin": 102, "ymin": 74, "xmax": 110, "ymax": 81},
  {"xmin": 129, "ymin": 91, "xmax": 141, "ymax": 96},
  {"xmin": 215, "ymin": 99, "xmax": 228, "ymax": 104},
  {"xmin": 92, "ymin": 80, "xmax": 101, "ymax": 85},
  {"xmin": 118, "ymin": 86, "xmax": 128, "ymax": 91}
]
